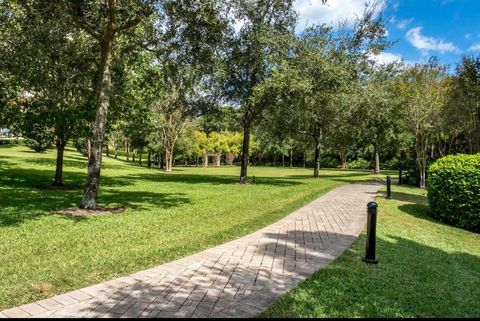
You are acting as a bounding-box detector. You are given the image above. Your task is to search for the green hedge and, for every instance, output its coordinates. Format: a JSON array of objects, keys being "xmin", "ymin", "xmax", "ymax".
[{"xmin": 427, "ymin": 154, "xmax": 480, "ymax": 232}]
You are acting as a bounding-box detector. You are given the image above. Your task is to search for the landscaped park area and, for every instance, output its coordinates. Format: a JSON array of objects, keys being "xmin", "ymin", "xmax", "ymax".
[
  {"xmin": 1, "ymin": 0, "xmax": 480, "ymax": 318},
  {"xmin": 1, "ymin": 144, "xmax": 479, "ymax": 317}
]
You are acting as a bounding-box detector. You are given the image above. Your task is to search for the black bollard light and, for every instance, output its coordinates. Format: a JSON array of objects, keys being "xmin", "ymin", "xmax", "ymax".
[
  {"xmin": 362, "ymin": 202, "xmax": 379, "ymax": 264},
  {"xmin": 386, "ymin": 175, "xmax": 392, "ymax": 199},
  {"xmin": 398, "ymin": 168, "xmax": 402, "ymax": 185}
]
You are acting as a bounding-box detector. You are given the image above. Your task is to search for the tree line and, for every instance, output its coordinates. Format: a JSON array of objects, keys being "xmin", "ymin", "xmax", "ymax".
[{"xmin": 0, "ymin": 0, "xmax": 478, "ymax": 209}]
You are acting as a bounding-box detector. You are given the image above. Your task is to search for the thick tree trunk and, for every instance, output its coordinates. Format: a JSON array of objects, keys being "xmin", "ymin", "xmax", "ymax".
[
  {"xmin": 289, "ymin": 149, "xmax": 293, "ymax": 168},
  {"xmin": 339, "ymin": 151, "xmax": 347, "ymax": 170},
  {"xmin": 53, "ymin": 138, "xmax": 66, "ymax": 186},
  {"xmin": 374, "ymin": 140, "xmax": 380, "ymax": 175},
  {"xmin": 125, "ymin": 141, "xmax": 129, "ymax": 161},
  {"xmin": 239, "ymin": 123, "xmax": 250, "ymax": 183},
  {"xmin": 147, "ymin": 150, "xmax": 152, "ymax": 168},
  {"xmin": 80, "ymin": 30, "xmax": 114, "ymax": 209},
  {"xmin": 203, "ymin": 152, "xmax": 208, "ymax": 167},
  {"xmin": 132, "ymin": 152, "xmax": 135, "ymax": 163},
  {"xmin": 214, "ymin": 153, "xmax": 221, "ymax": 166},
  {"xmin": 282, "ymin": 154, "xmax": 285, "ymax": 167},
  {"xmin": 165, "ymin": 148, "xmax": 173, "ymax": 172}
]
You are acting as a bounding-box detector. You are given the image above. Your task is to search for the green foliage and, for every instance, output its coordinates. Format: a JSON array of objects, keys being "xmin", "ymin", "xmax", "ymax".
[
  {"xmin": 320, "ymin": 156, "xmax": 339, "ymax": 168},
  {"xmin": 346, "ymin": 158, "xmax": 371, "ymax": 170},
  {"xmin": 427, "ymin": 154, "xmax": 480, "ymax": 232}
]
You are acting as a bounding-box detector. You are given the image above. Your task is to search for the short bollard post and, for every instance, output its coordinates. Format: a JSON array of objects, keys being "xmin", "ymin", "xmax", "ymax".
[
  {"xmin": 398, "ymin": 169, "xmax": 402, "ymax": 184},
  {"xmin": 362, "ymin": 202, "xmax": 379, "ymax": 264},
  {"xmin": 386, "ymin": 175, "xmax": 392, "ymax": 199}
]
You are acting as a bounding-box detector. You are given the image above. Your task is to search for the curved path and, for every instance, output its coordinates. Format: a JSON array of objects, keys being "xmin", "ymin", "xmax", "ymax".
[{"xmin": 1, "ymin": 181, "xmax": 381, "ymax": 318}]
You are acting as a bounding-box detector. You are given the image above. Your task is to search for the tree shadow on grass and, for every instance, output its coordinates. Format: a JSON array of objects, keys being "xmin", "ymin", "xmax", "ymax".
[
  {"xmin": 111, "ymin": 172, "xmax": 302, "ymax": 187},
  {"xmin": 260, "ymin": 233, "xmax": 480, "ymax": 318},
  {"xmin": 0, "ymin": 187, "xmax": 191, "ymax": 227}
]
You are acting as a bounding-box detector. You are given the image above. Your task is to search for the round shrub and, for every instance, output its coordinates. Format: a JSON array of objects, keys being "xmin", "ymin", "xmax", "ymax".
[
  {"xmin": 427, "ymin": 154, "xmax": 480, "ymax": 232},
  {"xmin": 346, "ymin": 158, "xmax": 371, "ymax": 170}
]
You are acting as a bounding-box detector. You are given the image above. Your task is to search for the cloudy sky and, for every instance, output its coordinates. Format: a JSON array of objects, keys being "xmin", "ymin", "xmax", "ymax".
[{"xmin": 294, "ymin": 0, "xmax": 480, "ymax": 68}]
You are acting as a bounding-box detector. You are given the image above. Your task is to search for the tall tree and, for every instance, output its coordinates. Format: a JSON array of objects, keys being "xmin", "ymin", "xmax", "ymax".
[
  {"xmin": 400, "ymin": 59, "xmax": 447, "ymax": 188},
  {"xmin": 223, "ymin": 0, "xmax": 298, "ymax": 183}
]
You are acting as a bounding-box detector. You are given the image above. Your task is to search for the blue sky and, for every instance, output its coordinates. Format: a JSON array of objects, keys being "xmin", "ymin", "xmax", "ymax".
[{"xmin": 294, "ymin": 0, "xmax": 480, "ymax": 69}]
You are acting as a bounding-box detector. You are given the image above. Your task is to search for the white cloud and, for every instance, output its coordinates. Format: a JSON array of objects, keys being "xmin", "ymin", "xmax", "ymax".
[
  {"xmin": 369, "ymin": 52, "xmax": 403, "ymax": 65},
  {"xmin": 468, "ymin": 43, "xmax": 480, "ymax": 52},
  {"xmin": 396, "ymin": 18, "xmax": 413, "ymax": 30},
  {"xmin": 406, "ymin": 27, "xmax": 461, "ymax": 54},
  {"xmin": 294, "ymin": 0, "xmax": 385, "ymax": 31}
]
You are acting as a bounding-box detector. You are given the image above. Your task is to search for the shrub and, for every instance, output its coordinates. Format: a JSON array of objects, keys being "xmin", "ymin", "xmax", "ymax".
[
  {"xmin": 427, "ymin": 154, "xmax": 480, "ymax": 232},
  {"xmin": 346, "ymin": 158, "xmax": 371, "ymax": 170},
  {"xmin": 25, "ymin": 138, "xmax": 52, "ymax": 152},
  {"xmin": 321, "ymin": 155, "xmax": 339, "ymax": 168}
]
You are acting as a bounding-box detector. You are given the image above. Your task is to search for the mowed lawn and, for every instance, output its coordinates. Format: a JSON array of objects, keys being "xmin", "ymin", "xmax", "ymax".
[
  {"xmin": 0, "ymin": 144, "xmax": 390, "ymax": 310},
  {"xmin": 262, "ymin": 185, "xmax": 480, "ymax": 318}
]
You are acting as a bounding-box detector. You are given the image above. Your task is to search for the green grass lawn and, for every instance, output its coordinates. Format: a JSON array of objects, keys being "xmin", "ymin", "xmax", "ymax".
[
  {"xmin": 261, "ymin": 185, "xmax": 480, "ymax": 318},
  {"xmin": 0, "ymin": 144, "xmax": 391, "ymax": 310}
]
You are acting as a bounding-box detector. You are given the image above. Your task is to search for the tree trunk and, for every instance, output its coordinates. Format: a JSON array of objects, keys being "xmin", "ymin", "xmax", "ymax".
[
  {"xmin": 139, "ymin": 146, "xmax": 143, "ymax": 165},
  {"xmin": 165, "ymin": 148, "xmax": 173, "ymax": 172},
  {"xmin": 132, "ymin": 152, "xmax": 135, "ymax": 163},
  {"xmin": 416, "ymin": 134, "xmax": 428, "ymax": 188},
  {"xmin": 239, "ymin": 123, "xmax": 250, "ymax": 183},
  {"xmin": 125, "ymin": 141, "xmax": 129, "ymax": 161},
  {"xmin": 106, "ymin": 144, "xmax": 109, "ymax": 157},
  {"xmin": 303, "ymin": 152, "xmax": 306, "ymax": 168},
  {"xmin": 214, "ymin": 153, "xmax": 221, "ymax": 166},
  {"xmin": 158, "ymin": 152, "xmax": 162, "ymax": 169},
  {"xmin": 339, "ymin": 151, "xmax": 347, "ymax": 170},
  {"xmin": 203, "ymin": 152, "xmax": 208, "ymax": 167},
  {"xmin": 313, "ymin": 139, "xmax": 321, "ymax": 178},
  {"xmin": 226, "ymin": 153, "xmax": 235, "ymax": 165},
  {"xmin": 273, "ymin": 154, "xmax": 276, "ymax": 166},
  {"xmin": 289, "ymin": 149, "xmax": 293, "ymax": 168},
  {"xmin": 374, "ymin": 140, "xmax": 380, "ymax": 175},
  {"xmin": 53, "ymin": 138, "xmax": 66, "ymax": 186},
  {"xmin": 114, "ymin": 141, "xmax": 118, "ymax": 159},
  {"xmin": 80, "ymin": 29, "xmax": 114, "ymax": 209},
  {"xmin": 87, "ymin": 138, "xmax": 92, "ymax": 161},
  {"xmin": 282, "ymin": 154, "xmax": 285, "ymax": 167},
  {"xmin": 147, "ymin": 150, "xmax": 152, "ymax": 168}
]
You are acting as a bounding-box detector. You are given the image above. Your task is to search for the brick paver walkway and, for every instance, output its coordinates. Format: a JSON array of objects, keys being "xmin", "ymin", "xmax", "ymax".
[{"xmin": 1, "ymin": 181, "xmax": 381, "ymax": 318}]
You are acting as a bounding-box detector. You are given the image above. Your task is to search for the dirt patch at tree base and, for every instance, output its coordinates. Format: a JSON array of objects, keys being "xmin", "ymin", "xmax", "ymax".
[
  {"xmin": 56, "ymin": 207, "xmax": 125, "ymax": 217},
  {"xmin": 35, "ymin": 184, "xmax": 82, "ymax": 191}
]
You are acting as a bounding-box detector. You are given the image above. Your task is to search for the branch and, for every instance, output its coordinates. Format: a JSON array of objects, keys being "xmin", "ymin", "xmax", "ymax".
[{"xmin": 63, "ymin": 2, "xmax": 101, "ymax": 41}]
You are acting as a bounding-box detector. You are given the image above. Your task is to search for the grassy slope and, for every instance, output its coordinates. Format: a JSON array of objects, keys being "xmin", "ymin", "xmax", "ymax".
[
  {"xmin": 262, "ymin": 185, "xmax": 480, "ymax": 318},
  {"xmin": 0, "ymin": 144, "xmax": 390, "ymax": 310}
]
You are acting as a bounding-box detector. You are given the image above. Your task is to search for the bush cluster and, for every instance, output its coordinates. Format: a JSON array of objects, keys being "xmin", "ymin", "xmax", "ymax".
[
  {"xmin": 346, "ymin": 158, "xmax": 371, "ymax": 170},
  {"xmin": 427, "ymin": 154, "xmax": 480, "ymax": 232},
  {"xmin": 320, "ymin": 155, "xmax": 340, "ymax": 168}
]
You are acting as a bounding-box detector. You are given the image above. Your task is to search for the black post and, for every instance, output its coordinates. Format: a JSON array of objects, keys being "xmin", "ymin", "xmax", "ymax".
[
  {"xmin": 362, "ymin": 202, "xmax": 379, "ymax": 264},
  {"xmin": 398, "ymin": 168, "xmax": 402, "ymax": 185},
  {"xmin": 386, "ymin": 175, "xmax": 392, "ymax": 199}
]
